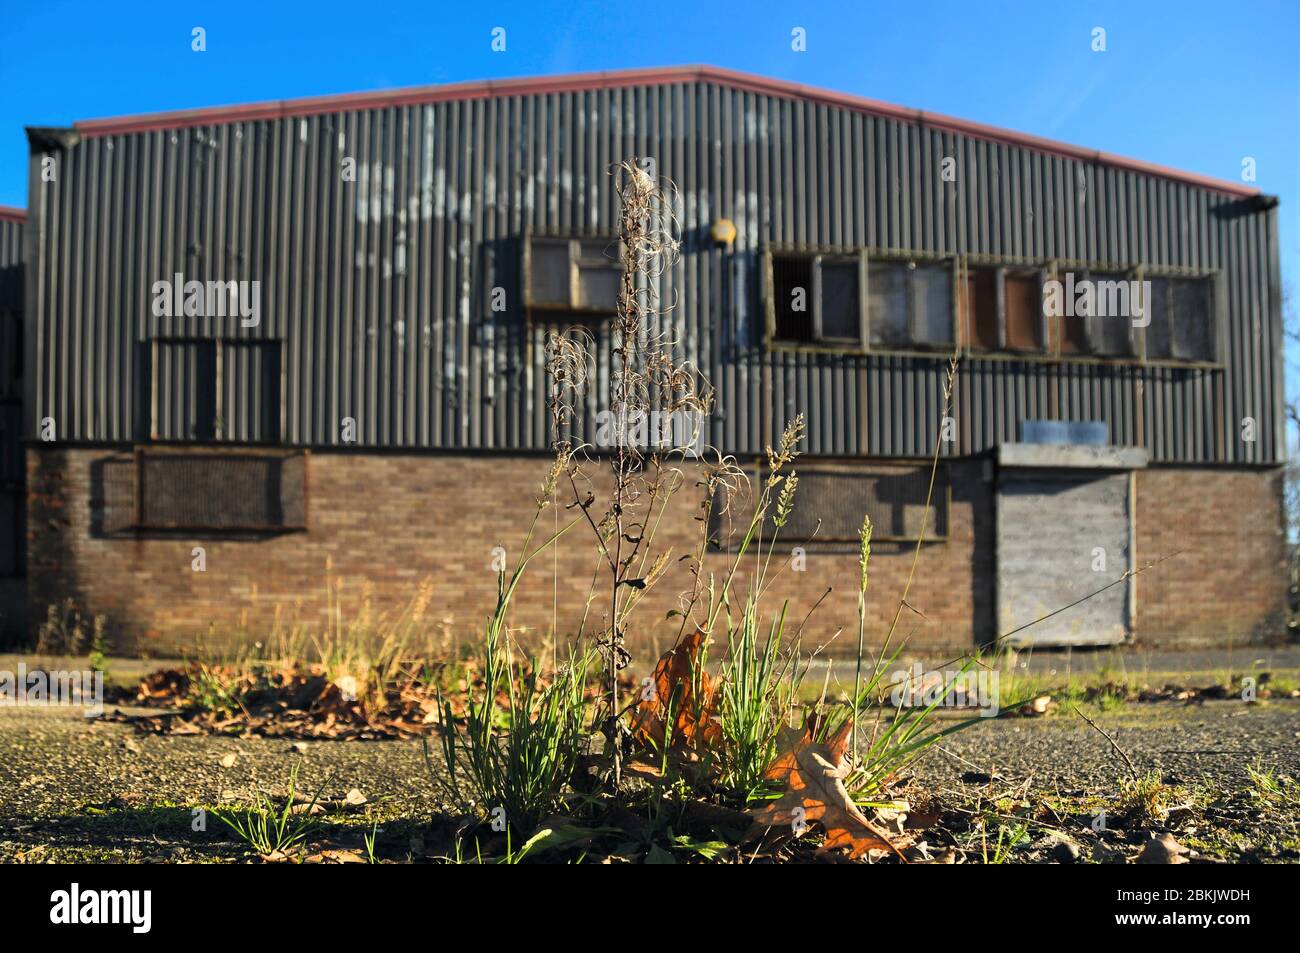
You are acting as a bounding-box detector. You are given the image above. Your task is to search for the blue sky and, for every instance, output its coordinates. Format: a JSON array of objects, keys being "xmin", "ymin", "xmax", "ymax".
[{"xmin": 2, "ymin": 0, "xmax": 1297, "ymax": 330}]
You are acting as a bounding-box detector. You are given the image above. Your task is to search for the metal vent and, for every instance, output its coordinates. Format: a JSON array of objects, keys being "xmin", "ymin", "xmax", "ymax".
[{"xmin": 129, "ymin": 451, "xmax": 306, "ymax": 531}]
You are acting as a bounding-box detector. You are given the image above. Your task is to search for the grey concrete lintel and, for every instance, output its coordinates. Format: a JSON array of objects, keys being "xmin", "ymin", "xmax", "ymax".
[{"xmin": 997, "ymin": 443, "xmax": 1150, "ymax": 470}]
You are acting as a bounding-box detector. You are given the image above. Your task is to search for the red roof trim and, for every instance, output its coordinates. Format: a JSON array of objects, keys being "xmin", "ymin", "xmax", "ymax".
[
  {"xmin": 0, "ymin": 205, "xmax": 25, "ymax": 224},
  {"xmin": 73, "ymin": 64, "xmax": 1258, "ymax": 198}
]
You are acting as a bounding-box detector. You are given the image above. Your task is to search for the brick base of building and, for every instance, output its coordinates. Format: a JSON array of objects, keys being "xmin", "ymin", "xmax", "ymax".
[{"xmin": 23, "ymin": 447, "xmax": 1289, "ymax": 657}]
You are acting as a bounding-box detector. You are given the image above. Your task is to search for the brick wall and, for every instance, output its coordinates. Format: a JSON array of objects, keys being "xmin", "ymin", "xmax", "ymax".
[
  {"xmin": 23, "ymin": 447, "xmax": 1286, "ymax": 657},
  {"xmin": 25, "ymin": 448, "xmax": 992, "ymax": 657},
  {"xmin": 1133, "ymin": 466, "xmax": 1288, "ymax": 646}
]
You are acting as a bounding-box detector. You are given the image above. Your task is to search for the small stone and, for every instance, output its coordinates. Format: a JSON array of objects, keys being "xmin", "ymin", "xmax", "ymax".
[{"xmin": 1052, "ymin": 839, "xmax": 1080, "ymax": 863}]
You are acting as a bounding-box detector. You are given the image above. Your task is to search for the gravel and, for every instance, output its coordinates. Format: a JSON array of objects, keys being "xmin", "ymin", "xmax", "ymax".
[{"xmin": 2, "ymin": 697, "xmax": 1296, "ymax": 862}]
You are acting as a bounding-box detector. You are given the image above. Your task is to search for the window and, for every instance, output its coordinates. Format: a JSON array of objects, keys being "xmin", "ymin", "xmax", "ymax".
[
  {"xmin": 963, "ymin": 266, "xmax": 1046, "ymax": 353},
  {"xmin": 1141, "ymin": 275, "xmax": 1217, "ymax": 363},
  {"xmin": 868, "ymin": 258, "xmax": 956, "ymax": 350},
  {"xmin": 867, "ymin": 260, "xmax": 908, "ymax": 347},
  {"xmin": 963, "ymin": 268, "xmax": 999, "ymax": 350},
  {"xmin": 772, "ymin": 255, "xmax": 814, "ymax": 342},
  {"xmin": 152, "ymin": 339, "xmax": 281, "ymax": 442},
  {"xmin": 1055, "ymin": 268, "xmax": 1136, "ymax": 357},
  {"xmin": 525, "ymin": 235, "xmax": 622, "ymax": 314},
  {"xmin": 819, "ymin": 257, "xmax": 863, "ymax": 342},
  {"xmin": 768, "ymin": 250, "xmax": 954, "ymax": 351},
  {"xmin": 1003, "ymin": 270, "xmax": 1046, "ymax": 351},
  {"xmin": 771, "ymin": 252, "xmax": 865, "ymax": 346},
  {"xmin": 712, "ymin": 463, "xmax": 949, "ymax": 547}
]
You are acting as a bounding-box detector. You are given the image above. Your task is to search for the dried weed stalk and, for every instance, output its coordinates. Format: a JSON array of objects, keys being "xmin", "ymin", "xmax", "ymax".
[{"xmin": 543, "ymin": 159, "xmax": 714, "ymax": 788}]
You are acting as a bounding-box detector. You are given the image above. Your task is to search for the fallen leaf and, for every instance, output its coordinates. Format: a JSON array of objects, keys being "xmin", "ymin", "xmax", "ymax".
[
  {"xmin": 1136, "ymin": 833, "xmax": 1190, "ymax": 864},
  {"xmin": 631, "ymin": 628, "xmax": 720, "ymax": 751},
  {"xmin": 305, "ymin": 849, "xmax": 366, "ymax": 864},
  {"xmin": 747, "ymin": 720, "xmax": 911, "ymax": 861}
]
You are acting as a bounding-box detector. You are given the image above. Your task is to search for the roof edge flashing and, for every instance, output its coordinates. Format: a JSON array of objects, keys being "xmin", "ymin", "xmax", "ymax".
[{"xmin": 67, "ymin": 65, "xmax": 1258, "ymax": 198}]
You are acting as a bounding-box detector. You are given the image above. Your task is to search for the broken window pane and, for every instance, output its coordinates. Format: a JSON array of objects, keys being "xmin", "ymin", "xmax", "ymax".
[{"xmin": 772, "ymin": 255, "xmax": 814, "ymax": 342}]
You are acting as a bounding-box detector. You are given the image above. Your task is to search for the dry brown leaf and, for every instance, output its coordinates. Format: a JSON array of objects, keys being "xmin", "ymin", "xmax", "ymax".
[
  {"xmin": 631, "ymin": 628, "xmax": 721, "ymax": 751},
  {"xmin": 747, "ymin": 720, "xmax": 911, "ymax": 861},
  {"xmin": 1136, "ymin": 832, "xmax": 1190, "ymax": 864}
]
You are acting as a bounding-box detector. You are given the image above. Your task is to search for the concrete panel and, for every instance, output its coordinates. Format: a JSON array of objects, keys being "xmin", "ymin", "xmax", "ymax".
[{"xmin": 998, "ymin": 443, "xmax": 1150, "ymax": 470}]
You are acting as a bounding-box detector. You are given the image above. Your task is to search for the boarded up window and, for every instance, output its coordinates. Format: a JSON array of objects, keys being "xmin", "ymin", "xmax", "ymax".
[
  {"xmin": 963, "ymin": 268, "xmax": 999, "ymax": 350},
  {"xmin": 136, "ymin": 452, "xmax": 306, "ymax": 531},
  {"xmin": 772, "ymin": 255, "xmax": 814, "ymax": 342},
  {"xmin": 746, "ymin": 465, "xmax": 948, "ymax": 545},
  {"xmin": 1003, "ymin": 271, "xmax": 1044, "ymax": 350}
]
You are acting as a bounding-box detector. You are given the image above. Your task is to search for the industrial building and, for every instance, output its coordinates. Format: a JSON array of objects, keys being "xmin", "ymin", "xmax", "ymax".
[{"xmin": 7, "ymin": 66, "xmax": 1287, "ymax": 654}]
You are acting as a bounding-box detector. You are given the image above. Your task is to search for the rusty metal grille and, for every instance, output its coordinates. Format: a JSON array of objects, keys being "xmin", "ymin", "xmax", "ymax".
[
  {"xmin": 715, "ymin": 464, "xmax": 948, "ymax": 547},
  {"xmin": 129, "ymin": 451, "xmax": 306, "ymax": 531}
]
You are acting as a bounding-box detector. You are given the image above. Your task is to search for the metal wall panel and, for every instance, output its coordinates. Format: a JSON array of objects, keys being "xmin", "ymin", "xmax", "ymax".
[
  {"xmin": 24, "ymin": 79, "xmax": 1283, "ymax": 464},
  {"xmin": 0, "ymin": 214, "xmax": 23, "ymax": 577}
]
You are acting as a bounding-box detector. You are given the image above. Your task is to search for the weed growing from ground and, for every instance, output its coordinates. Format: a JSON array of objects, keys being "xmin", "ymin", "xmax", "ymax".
[{"xmin": 213, "ymin": 763, "xmax": 330, "ymax": 856}]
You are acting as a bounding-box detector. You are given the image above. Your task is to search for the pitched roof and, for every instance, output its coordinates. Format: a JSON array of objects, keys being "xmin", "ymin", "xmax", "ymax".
[{"xmin": 72, "ymin": 64, "xmax": 1256, "ymax": 197}]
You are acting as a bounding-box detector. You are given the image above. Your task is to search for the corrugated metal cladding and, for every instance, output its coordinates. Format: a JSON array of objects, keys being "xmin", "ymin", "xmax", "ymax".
[
  {"xmin": 1, "ymin": 214, "xmax": 23, "ymax": 577},
  {"xmin": 25, "ymin": 78, "xmax": 1283, "ymax": 464},
  {"xmin": 1, "ymin": 215, "xmax": 23, "ymax": 483}
]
